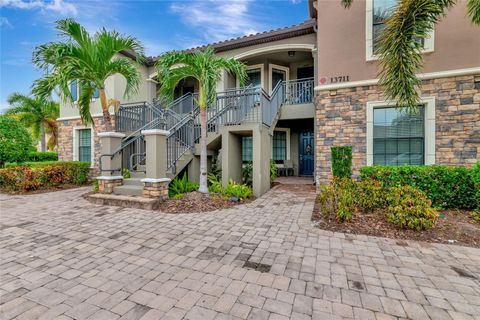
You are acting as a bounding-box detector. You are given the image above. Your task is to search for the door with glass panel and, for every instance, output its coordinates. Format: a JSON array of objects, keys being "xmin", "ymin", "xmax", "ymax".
[{"xmin": 271, "ymin": 68, "xmax": 286, "ymax": 92}]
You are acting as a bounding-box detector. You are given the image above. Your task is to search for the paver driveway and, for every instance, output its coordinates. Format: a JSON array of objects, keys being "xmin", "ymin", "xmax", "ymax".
[{"xmin": 1, "ymin": 185, "xmax": 479, "ymax": 320}]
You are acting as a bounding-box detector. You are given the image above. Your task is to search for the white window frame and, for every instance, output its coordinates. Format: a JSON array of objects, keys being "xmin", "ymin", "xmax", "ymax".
[
  {"xmin": 272, "ymin": 128, "xmax": 291, "ymax": 161},
  {"xmin": 70, "ymin": 80, "xmax": 99, "ymax": 104},
  {"xmin": 269, "ymin": 64, "xmax": 290, "ymax": 93},
  {"xmin": 366, "ymin": 97, "xmax": 435, "ymax": 166},
  {"xmin": 73, "ymin": 126, "xmax": 95, "ymax": 167},
  {"xmin": 238, "ymin": 64, "xmax": 265, "ymax": 90},
  {"xmin": 365, "ymin": 0, "xmax": 434, "ymax": 61}
]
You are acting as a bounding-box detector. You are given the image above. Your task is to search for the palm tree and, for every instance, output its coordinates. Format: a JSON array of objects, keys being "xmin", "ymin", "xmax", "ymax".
[
  {"xmin": 341, "ymin": 0, "xmax": 480, "ymax": 109},
  {"xmin": 156, "ymin": 47, "xmax": 247, "ymax": 193},
  {"xmin": 32, "ymin": 19, "xmax": 145, "ymax": 131},
  {"xmin": 5, "ymin": 93, "xmax": 59, "ymax": 152}
]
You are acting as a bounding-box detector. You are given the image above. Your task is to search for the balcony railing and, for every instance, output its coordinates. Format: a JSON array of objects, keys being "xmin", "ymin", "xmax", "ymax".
[{"xmin": 283, "ymin": 77, "xmax": 314, "ymax": 105}]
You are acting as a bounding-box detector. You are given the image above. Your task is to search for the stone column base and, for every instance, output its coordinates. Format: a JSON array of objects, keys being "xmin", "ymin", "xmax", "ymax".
[
  {"xmin": 142, "ymin": 178, "xmax": 170, "ymax": 200},
  {"xmin": 97, "ymin": 176, "xmax": 123, "ymax": 194}
]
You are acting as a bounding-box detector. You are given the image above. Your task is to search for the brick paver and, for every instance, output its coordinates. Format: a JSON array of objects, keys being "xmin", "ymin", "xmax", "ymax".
[{"xmin": 1, "ymin": 185, "xmax": 479, "ymax": 319}]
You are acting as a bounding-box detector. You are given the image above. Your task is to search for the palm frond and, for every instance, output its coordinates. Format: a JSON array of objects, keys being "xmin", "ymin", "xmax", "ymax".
[
  {"xmin": 56, "ymin": 19, "xmax": 92, "ymax": 48},
  {"xmin": 341, "ymin": 0, "xmax": 353, "ymax": 8},
  {"xmin": 77, "ymin": 80, "xmax": 95, "ymax": 124},
  {"xmin": 377, "ymin": 0, "xmax": 455, "ymax": 109},
  {"xmin": 467, "ymin": 0, "xmax": 480, "ymax": 25},
  {"xmin": 106, "ymin": 58, "xmax": 142, "ymax": 98}
]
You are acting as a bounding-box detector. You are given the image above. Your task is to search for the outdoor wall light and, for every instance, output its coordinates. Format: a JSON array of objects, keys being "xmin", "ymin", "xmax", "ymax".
[{"xmin": 288, "ymin": 51, "xmax": 296, "ymax": 57}]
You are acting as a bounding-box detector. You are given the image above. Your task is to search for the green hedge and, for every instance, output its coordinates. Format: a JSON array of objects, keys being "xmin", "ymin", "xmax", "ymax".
[
  {"xmin": 4, "ymin": 161, "xmax": 58, "ymax": 168},
  {"xmin": 27, "ymin": 151, "xmax": 58, "ymax": 162},
  {"xmin": 360, "ymin": 164, "xmax": 478, "ymax": 209},
  {"xmin": 0, "ymin": 161, "xmax": 90, "ymax": 192},
  {"xmin": 331, "ymin": 146, "xmax": 352, "ymax": 178}
]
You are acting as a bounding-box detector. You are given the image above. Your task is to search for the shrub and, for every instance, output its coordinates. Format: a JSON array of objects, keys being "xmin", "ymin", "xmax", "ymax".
[
  {"xmin": 360, "ymin": 165, "xmax": 477, "ymax": 209},
  {"xmin": 169, "ymin": 174, "xmax": 199, "ymax": 197},
  {"xmin": 472, "ymin": 161, "xmax": 480, "ymax": 209},
  {"xmin": 92, "ymin": 179, "xmax": 99, "ymax": 193},
  {"xmin": 122, "ymin": 168, "xmax": 131, "ymax": 179},
  {"xmin": 387, "ymin": 185, "xmax": 438, "ymax": 231},
  {"xmin": 208, "ymin": 173, "xmax": 223, "ymax": 194},
  {"xmin": 0, "ymin": 116, "xmax": 33, "ymax": 167},
  {"xmin": 317, "ymin": 178, "xmax": 357, "ymax": 221},
  {"xmin": 355, "ymin": 179, "xmax": 387, "ymax": 212},
  {"xmin": 4, "ymin": 161, "xmax": 58, "ymax": 168},
  {"xmin": 331, "ymin": 146, "xmax": 352, "ymax": 178},
  {"xmin": 223, "ymin": 179, "xmax": 253, "ymax": 199},
  {"xmin": 270, "ymin": 160, "xmax": 278, "ymax": 182},
  {"xmin": 27, "ymin": 151, "xmax": 58, "ymax": 162},
  {"xmin": 242, "ymin": 161, "xmax": 253, "ymax": 186},
  {"xmin": 0, "ymin": 161, "xmax": 90, "ymax": 192}
]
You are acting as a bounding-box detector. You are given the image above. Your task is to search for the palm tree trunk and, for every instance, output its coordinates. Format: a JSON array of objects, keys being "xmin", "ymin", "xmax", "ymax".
[
  {"xmin": 99, "ymin": 88, "xmax": 113, "ymax": 131},
  {"xmin": 40, "ymin": 124, "xmax": 46, "ymax": 152},
  {"xmin": 198, "ymin": 106, "xmax": 208, "ymax": 193}
]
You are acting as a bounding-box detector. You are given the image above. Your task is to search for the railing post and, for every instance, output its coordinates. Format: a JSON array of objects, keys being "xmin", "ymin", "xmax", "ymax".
[
  {"xmin": 97, "ymin": 132, "xmax": 125, "ymax": 194},
  {"xmin": 141, "ymin": 129, "xmax": 170, "ymax": 200}
]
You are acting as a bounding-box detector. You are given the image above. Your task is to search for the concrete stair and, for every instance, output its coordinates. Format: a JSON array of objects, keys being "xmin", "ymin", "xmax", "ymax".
[
  {"xmin": 166, "ymin": 151, "xmax": 194, "ymax": 180},
  {"xmin": 113, "ymin": 171, "xmax": 145, "ymax": 196}
]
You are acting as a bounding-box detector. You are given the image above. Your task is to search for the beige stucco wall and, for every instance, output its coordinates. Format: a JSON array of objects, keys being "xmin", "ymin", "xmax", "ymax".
[
  {"xmin": 316, "ymin": 0, "xmax": 480, "ymax": 83},
  {"xmin": 59, "ymin": 57, "xmax": 156, "ymax": 119}
]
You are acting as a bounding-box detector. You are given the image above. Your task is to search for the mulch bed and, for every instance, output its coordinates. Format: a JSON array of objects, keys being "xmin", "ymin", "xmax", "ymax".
[
  {"xmin": 313, "ymin": 202, "xmax": 480, "ymax": 248},
  {"xmin": 158, "ymin": 191, "xmax": 252, "ymax": 213}
]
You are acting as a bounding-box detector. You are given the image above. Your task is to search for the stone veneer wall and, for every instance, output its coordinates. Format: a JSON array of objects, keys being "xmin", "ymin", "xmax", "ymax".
[
  {"xmin": 314, "ymin": 74, "xmax": 480, "ymax": 184},
  {"xmin": 57, "ymin": 116, "xmax": 114, "ymax": 171}
]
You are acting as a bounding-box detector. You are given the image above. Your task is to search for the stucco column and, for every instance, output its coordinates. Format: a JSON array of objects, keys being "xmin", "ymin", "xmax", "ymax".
[
  {"xmin": 221, "ymin": 129, "xmax": 242, "ymax": 188},
  {"xmin": 142, "ymin": 129, "xmax": 169, "ymax": 179},
  {"xmin": 97, "ymin": 132, "xmax": 125, "ymax": 193},
  {"xmin": 252, "ymin": 125, "xmax": 271, "ymax": 197},
  {"xmin": 98, "ymin": 132, "xmax": 125, "ymax": 176}
]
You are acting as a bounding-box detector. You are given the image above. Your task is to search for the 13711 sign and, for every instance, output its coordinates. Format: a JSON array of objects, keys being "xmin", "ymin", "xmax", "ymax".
[{"xmin": 330, "ymin": 75, "xmax": 350, "ymax": 83}]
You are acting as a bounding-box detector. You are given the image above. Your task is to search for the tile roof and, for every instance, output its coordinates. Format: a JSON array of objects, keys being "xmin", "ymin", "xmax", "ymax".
[{"xmin": 143, "ymin": 19, "xmax": 316, "ymax": 66}]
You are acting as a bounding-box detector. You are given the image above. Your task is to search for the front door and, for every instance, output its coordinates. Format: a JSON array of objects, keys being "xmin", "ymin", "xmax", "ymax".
[{"xmin": 299, "ymin": 130, "xmax": 314, "ymax": 176}]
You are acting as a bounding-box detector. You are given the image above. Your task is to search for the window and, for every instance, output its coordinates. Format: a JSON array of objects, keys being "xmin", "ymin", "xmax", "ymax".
[
  {"xmin": 78, "ymin": 129, "xmax": 92, "ymax": 163},
  {"xmin": 246, "ymin": 69, "xmax": 261, "ymax": 89},
  {"xmin": 70, "ymin": 80, "xmax": 99, "ymax": 101},
  {"xmin": 366, "ymin": 0, "xmax": 433, "ymax": 60},
  {"xmin": 242, "ymin": 136, "xmax": 253, "ymax": 162},
  {"xmin": 272, "ymin": 131, "xmax": 287, "ymax": 161}
]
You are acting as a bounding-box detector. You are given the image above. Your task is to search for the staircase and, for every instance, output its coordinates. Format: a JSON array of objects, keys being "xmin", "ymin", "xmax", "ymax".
[{"xmin": 101, "ymin": 78, "xmax": 313, "ymax": 197}]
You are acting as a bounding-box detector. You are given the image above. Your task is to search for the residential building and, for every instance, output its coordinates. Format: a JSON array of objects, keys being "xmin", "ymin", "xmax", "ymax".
[{"xmin": 56, "ymin": 0, "xmax": 479, "ymax": 197}]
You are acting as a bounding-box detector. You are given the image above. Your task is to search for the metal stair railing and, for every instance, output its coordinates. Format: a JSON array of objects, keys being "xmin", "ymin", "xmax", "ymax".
[
  {"xmin": 260, "ymin": 81, "xmax": 285, "ymax": 127},
  {"xmin": 115, "ymin": 101, "xmax": 163, "ymax": 133},
  {"xmin": 283, "ymin": 77, "xmax": 314, "ymax": 105},
  {"xmin": 167, "ymin": 115, "xmax": 194, "ymax": 174}
]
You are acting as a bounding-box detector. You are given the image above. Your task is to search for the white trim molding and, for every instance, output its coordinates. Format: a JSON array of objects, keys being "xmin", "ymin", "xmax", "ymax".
[
  {"xmin": 141, "ymin": 129, "xmax": 170, "ymax": 136},
  {"xmin": 98, "ymin": 132, "xmax": 125, "ymax": 138},
  {"xmin": 96, "ymin": 176, "xmax": 124, "ymax": 180},
  {"xmin": 269, "ymin": 64, "xmax": 290, "ymax": 93},
  {"xmin": 315, "ymin": 67, "xmax": 480, "ymax": 91},
  {"xmin": 141, "ymin": 178, "xmax": 171, "ymax": 183},
  {"xmin": 366, "ymin": 96, "xmax": 436, "ymax": 166},
  {"xmin": 72, "ymin": 125, "xmax": 95, "ymax": 166},
  {"xmin": 365, "ymin": 0, "xmax": 434, "ymax": 61},
  {"xmin": 234, "ymin": 44, "xmax": 315, "ymax": 60}
]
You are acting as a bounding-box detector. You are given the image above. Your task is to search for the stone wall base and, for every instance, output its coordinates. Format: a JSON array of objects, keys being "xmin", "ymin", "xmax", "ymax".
[
  {"xmin": 97, "ymin": 177, "xmax": 123, "ymax": 194},
  {"xmin": 142, "ymin": 179, "xmax": 170, "ymax": 200}
]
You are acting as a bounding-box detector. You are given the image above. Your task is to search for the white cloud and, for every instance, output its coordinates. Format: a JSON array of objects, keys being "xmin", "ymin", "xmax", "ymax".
[
  {"xmin": 0, "ymin": 16, "xmax": 12, "ymax": 27},
  {"xmin": 0, "ymin": 0, "xmax": 77, "ymax": 16},
  {"xmin": 170, "ymin": 0, "xmax": 266, "ymax": 44}
]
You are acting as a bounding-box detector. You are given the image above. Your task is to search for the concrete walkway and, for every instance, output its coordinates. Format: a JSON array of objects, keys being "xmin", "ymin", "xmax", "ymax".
[{"xmin": 0, "ymin": 186, "xmax": 479, "ymax": 320}]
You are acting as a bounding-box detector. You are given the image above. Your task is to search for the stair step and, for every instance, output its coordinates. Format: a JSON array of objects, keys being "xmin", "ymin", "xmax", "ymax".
[
  {"xmin": 130, "ymin": 171, "xmax": 146, "ymax": 179},
  {"xmin": 122, "ymin": 178, "xmax": 144, "ymax": 186},
  {"xmin": 113, "ymin": 185, "xmax": 144, "ymax": 196}
]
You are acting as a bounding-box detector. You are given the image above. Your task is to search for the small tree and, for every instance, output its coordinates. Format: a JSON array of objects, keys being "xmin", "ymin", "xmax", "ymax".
[
  {"xmin": 0, "ymin": 116, "xmax": 33, "ymax": 167},
  {"xmin": 32, "ymin": 19, "xmax": 145, "ymax": 131},
  {"xmin": 156, "ymin": 47, "xmax": 247, "ymax": 193},
  {"xmin": 5, "ymin": 93, "xmax": 59, "ymax": 151},
  {"xmin": 331, "ymin": 146, "xmax": 352, "ymax": 178}
]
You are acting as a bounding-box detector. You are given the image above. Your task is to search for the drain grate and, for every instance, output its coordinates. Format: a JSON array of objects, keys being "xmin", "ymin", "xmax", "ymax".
[
  {"xmin": 451, "ymin": 266, "xmax": 477, "ymax": 279},
  {"xmin": 243, "ymin": 261, "xmax": 272, "ymax": 273}
]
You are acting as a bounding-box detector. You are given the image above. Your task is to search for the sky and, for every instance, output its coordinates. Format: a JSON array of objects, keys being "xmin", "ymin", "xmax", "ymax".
[{"xmin": 0, "ymin": 0, "xmax": 309, "ymax": 112}]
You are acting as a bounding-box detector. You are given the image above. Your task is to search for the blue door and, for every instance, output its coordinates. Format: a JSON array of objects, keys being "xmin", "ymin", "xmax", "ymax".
[{"xmin": 299, "ymin": 130, "xmax": 314, "ymax": 176}]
